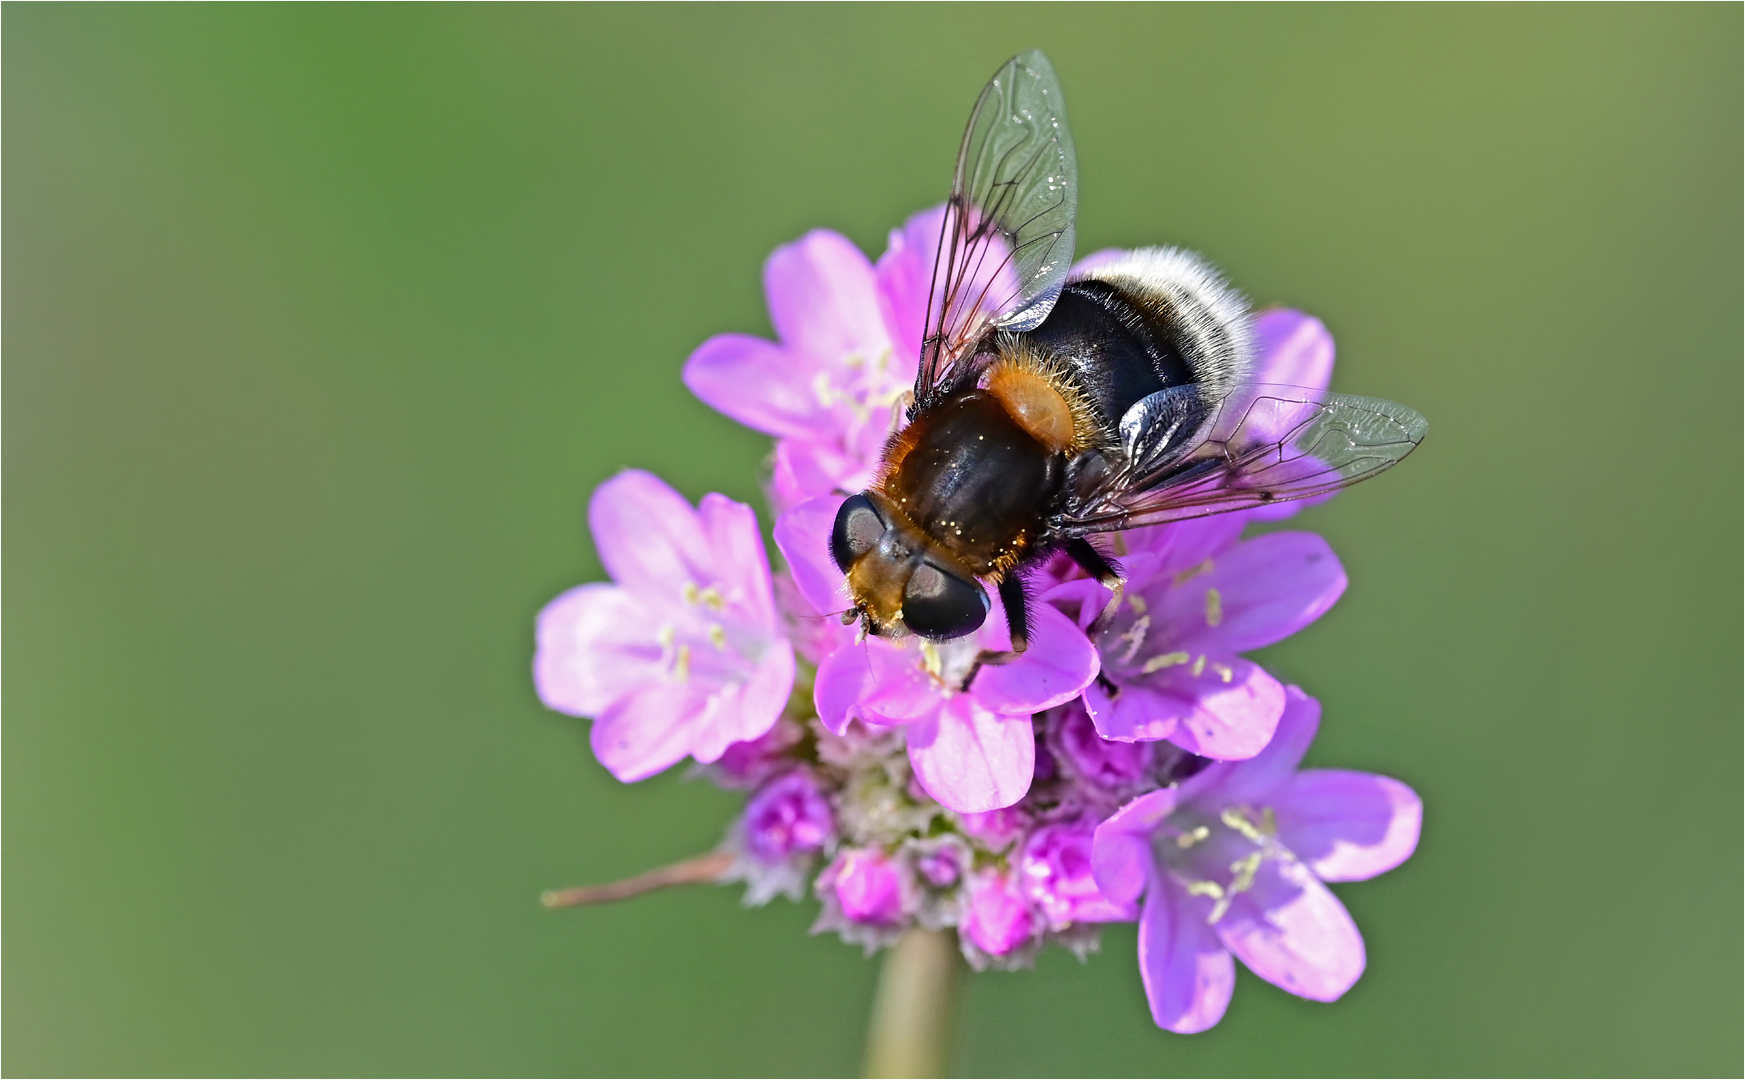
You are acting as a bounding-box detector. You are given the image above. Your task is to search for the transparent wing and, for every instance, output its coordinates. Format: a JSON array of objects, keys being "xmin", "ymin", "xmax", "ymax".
[
  {"xmin": 1053, "ymin": 384, "xmax": 1428, "ymax": 534},
  {"xmin": 914, "ymin": 49, "xmax": 1078, "ymax": 408}
]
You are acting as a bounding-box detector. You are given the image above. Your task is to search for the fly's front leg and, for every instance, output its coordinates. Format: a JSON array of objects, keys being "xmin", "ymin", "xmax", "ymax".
[
  {"xmin": 1065, "ymin": 537, "xmax": 1125, "ymax": 634},
  {"xmin": 961, "ymin": 575, "xmax": 1031, "ymax": 690}
]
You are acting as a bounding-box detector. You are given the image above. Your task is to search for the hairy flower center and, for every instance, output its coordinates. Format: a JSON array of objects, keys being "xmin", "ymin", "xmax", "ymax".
[
  {"xmin": 654, "ymin": 578, "xmax": 771, "ymax": 684},
  {"xmin": 811, "ymin": 346, "xmax": 908, "ymax": 442},
  {"xmin": 1158, "ymin": 803, "xmax": 1296, "ymax": 925},
  {"xmin": 1100, "ymin": 588, "xmax": 1234, "ymax": 684},
  {"xmin": 916, "ymin": 637, "xmax": 981, "ymax": 695}
]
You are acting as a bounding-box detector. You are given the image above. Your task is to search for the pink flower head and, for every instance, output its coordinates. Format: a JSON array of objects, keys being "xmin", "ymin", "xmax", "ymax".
[
  {"xmin": 1047, "ymin": 516, "xmax": 1345, "ymax": 761},
  {"xmin": 1091, "ymin": 688, "xmax": 1422, "ymax": 1033},
  {"xmin": 534, "ymin": 470, "xmax": 796, "ymax": 781},
  {"xmin": 961, "ymin": 869, "xmax": 1037, "ymax": 959},
  {"xmin": 778, "ymin": 494, "xmax": 1099, "ymax": 814},
  {"xmin": 742, "ymin": 770, "xmax": 835, "ymax": 864},
  {"xmin": 683, "ymin": 209, "xmax": 945, "ymax": 511}
]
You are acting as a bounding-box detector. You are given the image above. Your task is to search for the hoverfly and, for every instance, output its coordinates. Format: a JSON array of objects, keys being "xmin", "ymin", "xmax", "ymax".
[{"xmin": 830, "ymin": 50, "xmax": 1426, "ymax": 669}]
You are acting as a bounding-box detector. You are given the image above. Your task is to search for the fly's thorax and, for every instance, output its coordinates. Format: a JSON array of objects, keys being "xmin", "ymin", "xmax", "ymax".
[{"xmin": 982, "ymin": 335, "xmax": 1102, "ymax": 455}]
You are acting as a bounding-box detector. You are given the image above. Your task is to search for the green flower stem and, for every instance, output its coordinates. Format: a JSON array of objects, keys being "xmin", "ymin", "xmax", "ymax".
[{"xmin": 863, "ymin": 928, "xmax": 961, "ymax": 1078}]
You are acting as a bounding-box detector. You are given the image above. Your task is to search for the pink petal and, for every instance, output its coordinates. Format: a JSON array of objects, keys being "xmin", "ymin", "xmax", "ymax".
[
  {"xmin": 1252, "ymin": 309, "xmax": 1335, "ymax": 391},
  {"xmin": 698, "ymin": 493, "xmax": 777, "ymax": 629},
  {"xmin": 1188, "ymin": 686, "xmax": 1319, "ymax": 804},
  {"xmin": 686, "ymin": 642, "xmax": 795, "ymax": 763},
  {"xmin": 1215, "ymin": 858, "xmax": 1365, "ymax": 1002},
  {"xmin": 1040, "ymin": 578, "xmax": 1110, "ymax": 632},
  {"xmin": 875, "ymin": 205, "xmax": 945, "ymax": 370},
  {"xmin": 1139, "ymin": 874, "xmax": 1235, "ymax": 1034},
  {"xmin": 1165, "ymin": 659, "xmax": 1285, "ymax": 761},
  {"xmin": 588, "ymin": 679, "xmax": 709, "ymax": 782},
  {"xmin": 1083, "ymin": 680, "xmax": 1181, "ymax": 743},
  {"xmin": 1092, "ymin": 789, "xmax": 1178, "ymax": 904},
  {"xmin": 771, "ymin": 439, "xmax": 865, "ymax": 511},
  {"xmin": 682, "ymin": 334, "xmax": 834, "ymax": 442},
  {"xmin": 1123, "ymin": 515, "xmax": 1246, "ymax": 578},
  {"xmin": 861, "ymin": 639, "xmax": 941, "ymax": 724},
  {"xmin": 814, "ymin": 642, "xmax": 877, "ymax": 736},
  {"xmin": 533, "ymin": 584, "xmax": 665, "ymax": 717},
  {"xmin": 765, "ymin": 230, "xmax": 888, "ymax": 364},
  {"xmin": 588, "ymin": 471, "xmax": 711, "ymax": 602},
  {"xmin": 906, "ymin": 695, "xmax": 1035, "ymax": 813},
  {"xmin": 974, "ymin": 603, "xmax": 1100, "ymax": 714},
  {"xmin": 773, "ymin": 495, "xmax": 852, "ymax": 617},
  {"xmin": 1069, "ymin": 248, "xmax": 1129, "ymax": 277},
  {"xmin": 1275, "ymin": 770, "xmax": 1422, "ymax": 883},
  {"xmin": 1151, "ymin": 532, "xmax": 1346, "ymax": 656}
]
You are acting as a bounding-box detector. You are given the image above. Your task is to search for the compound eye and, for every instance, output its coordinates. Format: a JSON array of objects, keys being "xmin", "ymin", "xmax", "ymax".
[
  {"xmin": 902, "ymin": 561, "xmax": 989, "ymax": 640},
  {"xmin": 830, "ymin": 493, "xmax": 886, "ymax": 572}
]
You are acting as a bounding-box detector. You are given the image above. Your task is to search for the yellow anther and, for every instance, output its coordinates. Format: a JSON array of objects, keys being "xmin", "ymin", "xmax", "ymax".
[
  {"xmin": 920, "ymin": 640, "xmax": 944, "ymax": 680},
  {"xmin": 681, "ymin": 582, "xmax": 699, "ymax": 605},
  {"xmin": 1209, "ymin": 662, "xmax": 1234, "ymax": 683},
  {"xmin": 708, "ymin": 624, "xmax": 727, "ymax": 650},
  {"xmin": 1191, "ymin": 655, "xmax": 1207, "ymax": 677},
  {"xmin": 1228, "ymin": 852, "xmax": 1262, "ymax": 895},
  {"xmin": 1175, "ymin": 825, "xmax": 1211, "ymax": 849},
  {"xmin": 1173, "ymin": 558, "xmax": 1215, "ymax": 587},
  {"xmin": 1261, "ymin": 807, "xmax": 1277, "ymax": 836},
  {"xmin": 697, "ymin": 585, "xmax": 725, "ymax": 611},
  {"xmin": 1127, "ymin": 594, "xmax": 1148, "ymax": 615},
  {"xmin": 812, "ymin": 371, "xmax": 837, "ymax": 408},
  {"xmin": 1141, "ymin": 650, "xmax": 1191, "ymax": 674},
  {"xmin": 1220, "ymin": 807, "xmax": 1269, "ymax": 844},
  {"xmin": 1185, "ymin": 880, "xmax": 1225, "ymax": 900},
  {"xmin": 657, "ymin": 625, "xmax": 676, "ymax": 650},
  {"xmin": 1116, "ymin": 615, "xmax": 1151, "ymax": 663},
  {"xmin": 672, "ymin": 644, "xmax": 692, "ymax": 682},
  {"xmin": 1204, "ymin": 587, "xmax": 1223, "ymax": 627}
]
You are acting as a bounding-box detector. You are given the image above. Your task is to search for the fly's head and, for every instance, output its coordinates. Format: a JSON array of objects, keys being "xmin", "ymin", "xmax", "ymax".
[{"xmin": 830, "ymin": 492, "xmax": 989, "ymax": 642}]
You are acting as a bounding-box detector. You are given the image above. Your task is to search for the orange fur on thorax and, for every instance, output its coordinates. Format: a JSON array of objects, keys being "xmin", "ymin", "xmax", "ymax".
[{"xmin": 982, "ymin": 339, "xmax": 1100, "ymax": 455}]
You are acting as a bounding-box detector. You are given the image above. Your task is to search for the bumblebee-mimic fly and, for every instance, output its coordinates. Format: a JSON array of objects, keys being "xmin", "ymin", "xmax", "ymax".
[{"xmin": 829, "ymin": 50, "xmax": 1426, "ymax": 673}]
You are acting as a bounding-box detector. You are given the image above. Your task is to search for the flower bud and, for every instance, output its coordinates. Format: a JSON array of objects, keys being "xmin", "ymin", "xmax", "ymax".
[
  {"xmin": 1021, "ymin": 819, "xmax": 1134, "ymax": 929},
  {"xmin": 743, "ymin": 770, "xmax": 834, "ymax": 864},
  {"xmin": 1051, "ymin": 703, "xmax": 1148, "ymax": 790},
  {"xmin": 962, "ymin": 870, "xmax": 1035, "ymax": 956},
  {"xmin": 832, "ymin": 848, "xmax": 906, "ymax": 925}
]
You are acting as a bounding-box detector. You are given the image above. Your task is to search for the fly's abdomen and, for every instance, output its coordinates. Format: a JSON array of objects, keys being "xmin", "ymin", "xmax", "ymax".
[{"xmin": 880, "ymin": 391, "xmax": 1059, "ymax": 577}]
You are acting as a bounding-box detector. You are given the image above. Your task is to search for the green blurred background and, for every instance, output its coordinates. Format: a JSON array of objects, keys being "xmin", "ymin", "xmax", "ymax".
[{"xmin": 7, "ymin": 5, "xmax": 1740, "ymax": 1076}]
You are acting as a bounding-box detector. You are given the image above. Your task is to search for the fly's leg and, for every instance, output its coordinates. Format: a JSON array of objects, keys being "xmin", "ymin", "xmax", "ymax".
[
  {"xmin": 1065, "ymin": 538, "xmax": 1125, "ymax": 635},
  {"xmin": 960, "ymin": 575, "xmax": 1030, "ymax": 690}
]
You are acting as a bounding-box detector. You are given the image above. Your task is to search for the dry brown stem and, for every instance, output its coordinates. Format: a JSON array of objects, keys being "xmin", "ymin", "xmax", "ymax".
[{"xmin": 540, "ymin": 850, "xmax": 734, "ymax": 908}]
